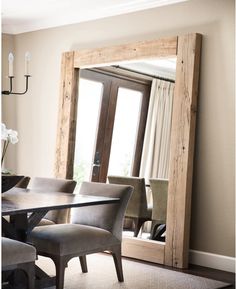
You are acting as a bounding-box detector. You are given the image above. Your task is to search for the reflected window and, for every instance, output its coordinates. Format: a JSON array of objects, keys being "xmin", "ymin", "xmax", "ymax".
[{"xmin": 108, "ymin": 88, "xmax": 142, "ymax": 176}]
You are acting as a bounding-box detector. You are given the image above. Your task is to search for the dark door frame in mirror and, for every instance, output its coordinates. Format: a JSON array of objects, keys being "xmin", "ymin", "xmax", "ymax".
[
  {"xmin": 78, "ymin": 68, "xmax": 151, "ymax": 182},
  {"xmin": 54, "ymin": 34, "xmax": 202, "ymax": 268}
]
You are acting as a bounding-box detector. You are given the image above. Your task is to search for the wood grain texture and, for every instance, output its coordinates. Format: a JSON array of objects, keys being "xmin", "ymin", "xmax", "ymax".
[
  {"xmin": 74, "ymin": 37, "xmax": 177, "ymax": 68},
  {"xmin": 54, "ymin": 52, "xmax": 79, "ymax": 179},
  {"xmin": 54, "ymin": 34, "xmax": 202, "ymax": 269},
  {"xmin": 2, "ymin": 188, "xmax": 119, "ymax": 215},
  {"xmin": 122, "ymin": 237, "xmax": 165, "ymax": 264},
  {"xmin": 164, "ymin": 33, "xmax": 202, "ymax": 268}
]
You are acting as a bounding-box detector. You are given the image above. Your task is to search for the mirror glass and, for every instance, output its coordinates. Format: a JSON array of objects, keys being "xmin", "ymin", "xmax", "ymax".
[{"xmin": 73, "ymin": 57, "xmax": 176, "ymax": 243}]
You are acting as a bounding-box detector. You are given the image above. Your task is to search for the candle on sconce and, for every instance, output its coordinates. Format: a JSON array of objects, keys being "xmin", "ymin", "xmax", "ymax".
[
  {"xmin": 25, "ymin": 51, "xmax": 31, "ymax": 75},
  {"xmin": 8, "ymin": 52, "xmax": 14, "ymax": 77},
  {"xmin": 2, "ymin": 51, "xmax": 32, "ymax": 95}
]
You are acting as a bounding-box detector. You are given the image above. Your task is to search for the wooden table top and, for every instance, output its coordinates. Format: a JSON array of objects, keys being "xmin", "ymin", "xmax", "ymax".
[{"xmin": 2, "ymin": 187, "xmax": 119, "ymax": 216}]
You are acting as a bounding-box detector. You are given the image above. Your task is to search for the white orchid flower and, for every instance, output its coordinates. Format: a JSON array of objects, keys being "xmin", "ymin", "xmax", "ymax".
[
  {"xmin": 7, "ymin": 129, "xmax": 19, "ymax": 144},
  {"xmin": 1, "ymin": 123, "xmax": 8, "ymax": 140},
  {"xmin": 1, "ymin": 123, "xmax": 19, "ymax": 165}
]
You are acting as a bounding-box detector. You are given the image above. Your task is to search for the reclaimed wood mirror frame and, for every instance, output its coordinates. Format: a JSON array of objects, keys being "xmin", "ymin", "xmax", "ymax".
[{"xmin": 54, "ymin": 33, "xmax": 202, "ymax": 269}]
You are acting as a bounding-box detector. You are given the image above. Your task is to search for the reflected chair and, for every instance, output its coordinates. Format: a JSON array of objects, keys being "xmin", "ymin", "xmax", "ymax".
[
  {"xmin": 29, "ymin": 177, "xmax": 77, "ymax": 226},
  {"xmin": 29, "ymin": 181, "xmax": 133, "ymax": 289},
  {"xmin": 2, "ymin": 237, "xmax": 36, "ymax": 289},
  {"xmin": 149, "ymin": 178, "xmax": 168, "ymax": 240},
  {"xmin": 108, "ymin": 175, "xmax": 152, "ymax": 237}
]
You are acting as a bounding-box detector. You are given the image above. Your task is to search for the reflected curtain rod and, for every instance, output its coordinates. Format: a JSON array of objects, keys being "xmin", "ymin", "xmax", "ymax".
[{"xmin": 112, "ymin": 65, "xmax": 175, "ymax": 83}]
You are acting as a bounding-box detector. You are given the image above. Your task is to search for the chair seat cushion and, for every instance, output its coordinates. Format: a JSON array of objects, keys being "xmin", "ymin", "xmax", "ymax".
[
  {"xmin": 30, "ymin": 224, "xmax": 120, "ymax": 256},
  {"xmin": 2, "ymin": 237, "xmax": 36, "ymax": 267}
]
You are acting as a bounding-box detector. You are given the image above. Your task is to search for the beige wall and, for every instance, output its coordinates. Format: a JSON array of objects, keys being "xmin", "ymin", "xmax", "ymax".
[
  {"xmin": 2, "ymin": 0, "xmax": 235, "ymax": 257},
  {"xmin": 2, "ymin": 34, "xmax": 18, "ymax": 171}
]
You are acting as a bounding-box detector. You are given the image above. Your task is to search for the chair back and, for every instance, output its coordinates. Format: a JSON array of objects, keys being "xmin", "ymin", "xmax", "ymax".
[
  {"xmin": 149, "ymin": 178, "xmax": 168, "ymax": 223},
  {"xmin": 108, "ymin": 176, "xmax": 149, "ymax": 218},
  {"xmin": 71, "ymin": 181, "xmax": 133, "ymax": 240},
  {"xmin": 29, "ymin": 177, "xmax": 76, "ymax": 223},
  {"xmin": 15, "ymin": 176, "xmax": 31, "ymax": 188}
]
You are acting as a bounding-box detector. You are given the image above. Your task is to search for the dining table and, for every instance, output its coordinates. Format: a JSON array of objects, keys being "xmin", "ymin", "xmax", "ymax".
[{"xmin": 2, "ymin": 186, "xmax": 120, "ymax": 288}]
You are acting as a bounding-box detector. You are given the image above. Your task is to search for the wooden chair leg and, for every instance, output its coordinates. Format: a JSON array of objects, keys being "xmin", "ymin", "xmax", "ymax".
[
  {"xmin": 150, "ymin": 220, "xmax": 158, "ymax": 239},
  {"xmin": 53, "ymin": 256, "xmax": 67, "ymax": 289},
  {"xmin": 111, "ymin": 245, "xmax": 124, "ymax": 282},
  {"xmin": 25, "ymin": 262, "xmax": 35, "ymax": 289},
  {"xmin": 79, "ymin": 255, "xmax": 88, "ymax": 273},
  {"xmin": 150, "ymin": 221, "xmax": 162, "ymax": 239},
  {"xmin": 133, "ymin": 218, "xmax": 146, "ymax": 237}
]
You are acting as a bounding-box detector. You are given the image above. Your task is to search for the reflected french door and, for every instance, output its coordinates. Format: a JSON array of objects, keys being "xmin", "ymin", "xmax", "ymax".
[{"xmin": 73, "ymin": 69, "xmax": 151, "ymax": 186}]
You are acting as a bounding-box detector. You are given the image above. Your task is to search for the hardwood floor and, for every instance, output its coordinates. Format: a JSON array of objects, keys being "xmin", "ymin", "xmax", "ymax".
[{"xmin": 185, "ymin": 264, "xmax": 235, "ymax": 288}]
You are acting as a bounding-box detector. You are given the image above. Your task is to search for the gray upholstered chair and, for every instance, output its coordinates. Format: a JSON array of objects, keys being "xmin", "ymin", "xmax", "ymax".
[
  {"xmin": 29, "ymin": 181, "xmax": 133, "ymax": 289},
  {"xmin": 149, "ymin": 178, "xmax": 168, "ymax": 239},
  {"xmin": 15, "ymin": 176, "xmax": 31, "ymax": 188},
  {"xmin": 29, "ymin": 177, "xmax": 77, "ymax": 225},
  {"xmin": 2, "ymin": 237, "xmax": 36, "ymax": 289},
  {"xmin": 108, "ymin": 175, "xmax": 152, "ymax": 237}
]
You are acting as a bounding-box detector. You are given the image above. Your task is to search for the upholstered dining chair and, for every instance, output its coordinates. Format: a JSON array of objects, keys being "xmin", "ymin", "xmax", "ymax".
[
  {"xmin": 15, "ymin": 176, "xmax": 31, "ymax": 188},
  {"xmin": 149, "ymin": 178, "xmax": 168, "ymax": 239},
  {"xmin": 29, "ymin": 177, "xmax": 76, "ymax": 226},
  {"xmin": 29, "ymin": 181, "xmax": 133, "ymax": 289},
  {"xmin": 108, "ymin": 175, "xmax": 152, "ymax": 237},
  {"xmin": 2, "ymin": 237, "xmax": 36, "ymax": 289}
]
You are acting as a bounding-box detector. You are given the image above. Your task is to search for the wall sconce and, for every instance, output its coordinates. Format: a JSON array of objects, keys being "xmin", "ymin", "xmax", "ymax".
[{"xmin": 2, "ymin": 52, "xmax": 31, "ymax": 95}]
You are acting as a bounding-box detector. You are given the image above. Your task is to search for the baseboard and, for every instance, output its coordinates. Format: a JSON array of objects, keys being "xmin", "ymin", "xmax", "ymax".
[{"xmin": 189, "ymin": 250, "xmax": 235, "ymax": 273}]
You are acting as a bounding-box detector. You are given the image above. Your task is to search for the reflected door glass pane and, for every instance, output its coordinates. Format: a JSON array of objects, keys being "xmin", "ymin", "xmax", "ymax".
[
  {"xmin": 108, "ymin": 87, "xmax": 142, "ymax": 176},
  {"xmin": 73, "ymin": 78, "xmax": 103, "ymax": 189}
]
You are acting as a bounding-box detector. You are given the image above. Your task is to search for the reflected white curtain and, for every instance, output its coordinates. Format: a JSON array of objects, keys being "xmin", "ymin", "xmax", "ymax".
[{"xmin": 139, "ymin": 79, "xmax": 174, "ymax": 180}]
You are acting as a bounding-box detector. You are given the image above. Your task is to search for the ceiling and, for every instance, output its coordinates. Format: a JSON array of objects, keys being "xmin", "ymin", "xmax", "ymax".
[
  {"xmin": 120, "ymin": 58, "xmax": 177, "ymax": 79},
  {"xmin": 2, "ymin": 0, "xmax": 187, "ymax": 34}
]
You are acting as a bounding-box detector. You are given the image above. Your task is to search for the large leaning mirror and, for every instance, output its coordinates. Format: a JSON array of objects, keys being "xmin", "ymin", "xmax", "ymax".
[{"xmin": 54, "ymin": 33, "xmax": 202, "ymax": 269}]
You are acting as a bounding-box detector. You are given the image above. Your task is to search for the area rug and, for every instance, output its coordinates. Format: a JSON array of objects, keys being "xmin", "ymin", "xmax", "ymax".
[{"xmin": 36, "ymin": 253, "xmax": 230, "ymax": 289}]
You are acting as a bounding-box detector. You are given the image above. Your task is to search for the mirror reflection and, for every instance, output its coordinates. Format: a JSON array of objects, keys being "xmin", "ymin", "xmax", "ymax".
[{"xmin": 73, "ymin": 58, "xmax": 176, "ymax": 243}]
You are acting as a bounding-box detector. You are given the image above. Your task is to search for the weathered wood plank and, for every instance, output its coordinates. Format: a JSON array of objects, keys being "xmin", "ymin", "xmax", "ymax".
[
  {"xmin": 54, "ymin": 52, "xmax": 79, "ymax": 179},
  {"xmin": 54, "ymin": 34, "xmax": 202, "ymax": 268},
  {"xmin": 122, "ymin": 237, "xmax": 165, "ymax": 264},
  {"xmin": 74, "ymin": 37, "xmax": 177, "ymax": 68},
  {"xmin": 164, "ymin": 33, "xmax": 202, "ymax": 268}
]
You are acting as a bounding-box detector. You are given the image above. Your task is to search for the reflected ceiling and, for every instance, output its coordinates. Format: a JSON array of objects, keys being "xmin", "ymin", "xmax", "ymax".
[{"xmin": 120, "ymin": 58, "xmax": 176, "ymax": 79}]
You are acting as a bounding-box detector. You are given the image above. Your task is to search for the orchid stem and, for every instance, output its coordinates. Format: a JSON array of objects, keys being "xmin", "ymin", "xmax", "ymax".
[{"xmin": 1, "ymin": 141, "xmax": 9, "ymax": 165}]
